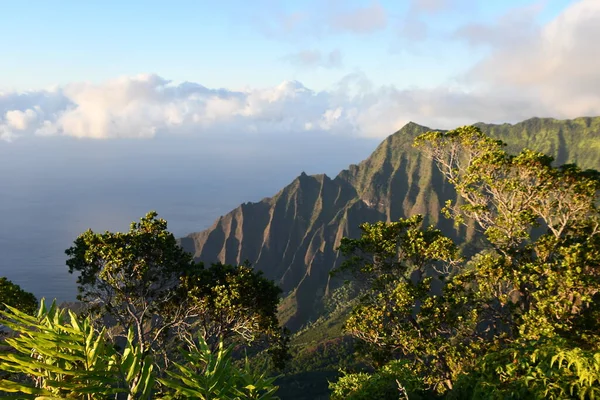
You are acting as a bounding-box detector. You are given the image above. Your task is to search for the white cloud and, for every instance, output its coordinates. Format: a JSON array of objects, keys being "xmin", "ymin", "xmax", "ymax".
[
  {"xmin": 454, "ymin": 3, "xmax": 542, "ymax": 48},
  {"xmin": 460, "ymin": 0, "xmax": 600, "ymax": 118},
  {"xmin": 5, "ymin": 108, "xmax": 38, "ymax": 130},
  {"xmin": 253, "ymin": 1, "xmax": 388, "ymax": 39},
  {"xmin": 0, "ymin": 127, "xmax": 17, "ymax": 142},
  {"xmin": 0, "ymin": 70, "xmax": 588, "ymax": 143},
  {"xmin": 2, "ymin": 0, "xmax": 600, "ymax": 145},
  {"xmin": 0, "ymin": 73, "xmax": 454, "ymax": 142},
  {"xmin": 396, "ymin": 0, "xmax": 467, "ymax": 42}
]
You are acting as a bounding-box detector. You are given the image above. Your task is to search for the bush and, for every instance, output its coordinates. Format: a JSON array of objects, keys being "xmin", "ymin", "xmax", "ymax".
[
  {"xmin": 450, "ymin": 339, "xmax": 600, "ymax": 400},
  {"xmin": 0, "ymin": 277, "xmax": 36, "ymax": 315},
  {"xmin": 329, "ymin": 360, "xmax": 431, "ymax": 400}
]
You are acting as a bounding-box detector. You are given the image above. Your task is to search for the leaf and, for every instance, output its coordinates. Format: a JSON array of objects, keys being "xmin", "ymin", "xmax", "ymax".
[{"xmin": 0, "ymin": 379, "xmax": 53, "ymax": 395}]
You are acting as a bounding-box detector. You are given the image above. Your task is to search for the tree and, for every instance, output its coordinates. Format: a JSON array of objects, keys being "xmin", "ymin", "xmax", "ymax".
[
  {"xmin": 333, "ymin": 125, "xmax": 600, "ymax": 396},
  {"xmin": 65, "ymin": 211, "xmax": 195, "ymax": 357},
  {"xmin": 65, "ymin": 211, "xmax": 288, "ymax": 370},
  {"xmin": 449, "ymin": 338, "xmax": 600, "ymax": 400},
  {"xmin": 335, "ymin": 215, "xmax": 472, "ymax": 391},
  {"xmin": 179, "ymin": 262, "xmax": 281, "ymax": 343},
  {"xmin": 0, "ymin": 277, "xmax": 37, "ymax": 315},
  {"xmin": 176, "ymin": 262, "xmax": 289, "ymax": 368},
  {"xmin": 329, "ymin": 360, "xmax": 426, "ymax": 400},
  {"xmin": 414, "ymin": 125, "xmax": 600, "ymax": 343}
]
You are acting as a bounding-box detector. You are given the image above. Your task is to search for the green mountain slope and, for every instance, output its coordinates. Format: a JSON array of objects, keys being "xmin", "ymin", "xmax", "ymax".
[{"xmin": 181, "ymin": 116, "xmax": 600, "ymax": 331}]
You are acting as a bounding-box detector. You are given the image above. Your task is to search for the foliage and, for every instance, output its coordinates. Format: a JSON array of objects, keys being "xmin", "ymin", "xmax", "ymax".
[
  {"xmin": 180, "ymin": 262, "xmax": 281, "ymax": 342},
  {"xmin": 0, "ymin": 300, "xmax": 281, "ymax": 399},
  {"xmin": 330, "ymin": 125, "xmax": 600, "ymax": 398},
  {"xmin": 159, "ymin": 333, "xmax": 280, "ymax": 400},
  {"xmin": 450, "ymin": 338, "xmax": 600, "ymax": 400},
  {"xmin": 333, "ymin": 215, "xmax": 468, "ymax": 390},
  {"xmin": 414, "ymin": 125, "xmax": 600, "ymax": 343},
  {"xmin": 176, "ymin": 261, "xmax": 288, "ymax": 369},
  {"xmin": 66, "ymin": 212, "xmax": 288, "ymax": 370},
  {"xmin": 65, "ymin": 211, "xmax": 195, "ymax": 355},
  {"xmin": 0, "ymin": 212, "xmax": 286, "ymax": 398},
  {"xmin": 329, "ymin": 360, "xmax": 429, "ymax": 400},
  {"xmin": 0, "ymin": 299, "xmax": 153, "ymax": 399},
  {"xmin": 336, "ymin": 215, "xmax": 460, "ymax": 285},
  {"xmin": 0, "ymin": 277, "xmax": 37, "ymax": 316}
]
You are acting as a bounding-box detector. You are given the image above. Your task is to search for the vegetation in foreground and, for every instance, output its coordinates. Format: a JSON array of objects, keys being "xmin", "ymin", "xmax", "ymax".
[
  {"xmin": 0, "ymin": 299, "xmax": 279, "ymax": 399},
  {"xmin": 0, "ymin": 125, "xmax": 598, "ymax": 398},
  {"xmin": 0, "ymin": 212, "xmax": 287, "ymax": 399}
]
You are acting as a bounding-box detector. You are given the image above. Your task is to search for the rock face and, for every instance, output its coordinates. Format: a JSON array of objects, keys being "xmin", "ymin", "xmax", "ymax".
[{"xmin": 181, "ymin": 117, "xmax": 600, "ymax": 330}]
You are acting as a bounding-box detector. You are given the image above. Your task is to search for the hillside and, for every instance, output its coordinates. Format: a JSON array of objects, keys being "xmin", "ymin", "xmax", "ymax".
[{"xmin": 180, "ymin": 116, "xmax": 600, "ymax": 331}]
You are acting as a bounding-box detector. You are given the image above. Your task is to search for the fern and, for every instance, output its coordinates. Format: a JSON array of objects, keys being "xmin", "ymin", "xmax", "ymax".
[
  {"xmin": 0, "ymin": 299, "xmax": 154, "ymax": 399},
  {"xmin": 451, "ymin": 339, "xmax": 600, "ymax": 400}
]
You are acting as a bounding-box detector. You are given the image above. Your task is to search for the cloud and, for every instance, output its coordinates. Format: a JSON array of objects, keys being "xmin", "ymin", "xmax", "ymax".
[
  {"xmin": 329, "ymin": 1, "xmax": 388, "ymax": 33},
  {"xmin": 0, "ymin": 72, "xmax": 545, "ymax": 143},
  {"xmin": 454, "ymin": 3, "xmax": 542, "ymax": 48},
  {"xmin": 2, "ymin": 0, "xmax": 600, "ymax": 144},
  {"xmin": 0, "ymin": 76, "xmax": 334, "ymax": 141},
  {"xmin": 397, "ymin": 15, "xmax": 429, "ymax": 41},
  {"xmin": 284, "ymin": 49, "xmax": 343, "ymax": 68},
  {"xmin": 253, "ymin": 9, "xmax": 316, "ymax": 40},
  {"xmin": 460, "ymin": 0, "xmax": 600, "ymax": 118},
  {"xmin": 0, "ymin": 70, "xmax": 588, "ymax": 143},
  {"xmin": 5, "ymin": 108, "xmax": 38, "ymax": 130}
]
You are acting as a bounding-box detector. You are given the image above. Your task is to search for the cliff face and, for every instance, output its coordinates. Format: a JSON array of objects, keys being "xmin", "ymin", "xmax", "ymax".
[{"xmin": 181, "ymin": 117, "xmax": 600, "ymax": 330}]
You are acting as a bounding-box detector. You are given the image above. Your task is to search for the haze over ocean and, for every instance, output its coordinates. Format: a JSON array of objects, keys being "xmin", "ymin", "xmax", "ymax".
[{"xmin": 0, "ymin": 134, "xmax": 376, "ymax": 302}]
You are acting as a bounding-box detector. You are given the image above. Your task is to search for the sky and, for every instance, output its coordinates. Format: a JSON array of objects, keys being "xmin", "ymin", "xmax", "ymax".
[{"xmin": 0, "ymin": 0, "xmax": 598, "ymax": 142}]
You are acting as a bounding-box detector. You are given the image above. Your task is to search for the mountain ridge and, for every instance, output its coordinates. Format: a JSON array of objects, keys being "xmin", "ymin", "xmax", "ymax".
[{"xmin": 181, "ymin": 116, "xmax": 600, "ymax": 330}]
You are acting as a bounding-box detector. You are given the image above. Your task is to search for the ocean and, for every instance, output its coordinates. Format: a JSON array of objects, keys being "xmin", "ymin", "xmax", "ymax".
[{"xmin": 0, "ymin": 133, "xmax": 376, "ymax": 302}]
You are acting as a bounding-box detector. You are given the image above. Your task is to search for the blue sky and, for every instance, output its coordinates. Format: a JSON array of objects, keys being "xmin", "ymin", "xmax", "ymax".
[
  {"xmin": 1, "ymin": 0, "xmax": 574, "ymax": 90},
  {"xmin": 0, "ymin": 0, "xmax": 598, "ymax": 142}
]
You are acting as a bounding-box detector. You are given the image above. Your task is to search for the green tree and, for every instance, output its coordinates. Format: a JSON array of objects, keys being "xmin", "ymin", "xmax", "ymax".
[
  {"xmin": 414, "ymin": 125, "xmax": 600, "ymax": 343},
  {"xmin": 0, "ymin": 277, "xmax": 37, "ymax": 315},
  {"xmin": 178, "ymin": 262, "xmax": 281, "ymax": 344},
  {"xmin": 176, "ymin": 262, "xmax": 289, "ymax": 369},
  {"xmin": 66, "ymin": 212, "xmax": 288, "ymax": 371},
  {"xmin": 329, "ymin": 360, "xmax": 427, "ymax": 400},
  {"xmin": 335, "ymin": 215, "xmax": 472, "ymax": 391},
  {"xmin": 65, "ymin": 211, "xmax": 195, "ymax": 356},
  {"xmin": 332, "ymin": 125, "xmax": 600, "ymax": 396},
  {"xmin": 449, "ymin": 338, "xmax": 600, "ymax": 400}
]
